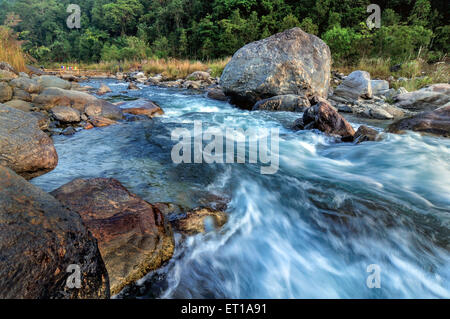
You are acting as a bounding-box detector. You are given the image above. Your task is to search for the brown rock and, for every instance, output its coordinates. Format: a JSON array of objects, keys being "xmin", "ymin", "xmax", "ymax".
[
  {"xmin": 354, "ymin": 125, "xmax": 379, "ymax": 143},
  {"xmin": 0, "ymin": 106, "xmax": 58, "ymax": 179},
  {"xmin": 51, "ymin": 178, "xmax": 174, "ymax": 295},
  {"xmin": 89, "ymin": 116, "xmax": 117, "ymax": 128},
  {"xmin": 97, "ymin": 84, "xmax": 112, "ymax": 95},
  {"xmin": 171, "ymin": 207, "xmax": 228, "ymax": 235},
  {"xmin": 0, "ymin": 166, "xmax": 109, "ymax": 299},
  {"xmin": 207, "ymin": 88, "xmax": 228, "ymax": 101},
  {"xmin": 0, "ymin": 82, "xmax": 12, "ymax": 103},
  {"xmin": 121, "ymin": 100, "xmax": 164, "ymax": 118}
]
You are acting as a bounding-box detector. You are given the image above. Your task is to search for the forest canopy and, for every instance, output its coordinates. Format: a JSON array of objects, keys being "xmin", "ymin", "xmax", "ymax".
[{"xmin": 0, "ymin": 0, "xmax": 448, "ymax": 65}]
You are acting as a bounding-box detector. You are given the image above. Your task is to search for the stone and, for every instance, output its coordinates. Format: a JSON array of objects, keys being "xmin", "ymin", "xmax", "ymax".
[
  {"xmin": 29, "ymin": 111, "xmax": 50, "ymax": 131},
  {"xmin": 220, "ymin": 27, "xmax": 331, "ymax": 108},
  {"xmin": 207, "ymin": 88, "xmax": 228, "ymax": 101},
  {"xmin": 88, "ymin": 116, "xmax": 117, "ymax": 128},
  {"xmin": 187, "ymin": 71, "xmax": 211, "ymax": 81},
  {"xmin": 0, "ymin": 82, "xmax": 13, "ymax": 102},
  {"xmin": 371, "ymin": 80, "xmax": 389, "ymax": 96},
  {"xmin": 3, "ymin": 99, "xmax": 35, "ymax": 112},
  {"xmin": 9, "ymin": 77, "xmax": 40, "ymax": 94},
  {"xmin": 51, "ymin": 178, "xmax": 174, "ymax": 295},
  {"xmin": 253, "ymin": 94, "xmax": 310, "ymax": 112},
  {"xmin": 300, "ymin": 100, "xmax": 355, "ymax": 140},
  {"xmin": 128, "ymin": 82, "xmax": 139, "ymax": 90},
  {"xmin": 97, "ymin": 84, "xmax": 112, "ymax": 95},
  {"xmin": 332, "ymin": 70, "xmax": 372, "ymax": 102},
  {"xmin": 12, "ymin": 88, "xmax": 32, "ymax": 102},
  {"xmin": 387, "ymin": 103, "xmax": 450, "ymax": 137},
  {"xmin": 121, "ymin": 99, "xmax": 164, "ymax": 118},
  {"xmin": 395, "ymin": 84, "xmax": 450, "ymax": 111},
  {"xmin": 0, "ymin": 70, "xmax": 17, "ymax": 81},
  {"xmin": 84, "ymin": 100, "xmax": 123, "ymax": 120},
  {"xmin": 0, "ymin": 106, "xmax": 58, "ymax": 179},
  {"xmin": 0, "ymin": 166, "xmax": 109, "ymax": 299},
  {"xmin": 36, "ymin": 75, "xmax": 72, "ymax": 91},
  {"xmin": 171, "ymin": 207, "xmax": 228, "ymax": 235},
  {"xmin": 353, "ymin": 125, "xmax": 379, "ymax": 143},
  {"xmin": 51, "ymin": 106, "xmax": 81, "ymax": 123}
]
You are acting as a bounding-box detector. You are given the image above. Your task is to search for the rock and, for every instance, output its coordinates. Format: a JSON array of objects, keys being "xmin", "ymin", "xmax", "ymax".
[
  {"xmin": 84, "ymin": 100, "xmax": 123, "ymax": 120},
  {"xmin": 12, "ymin": 88, "xmax": 32, "ymax": 102},
  {"xmin": 0, "ymin": 166, "xmax": 109, "ymax": 299},
  {"xmin": 9, "ymin": 77, "xmax": 40, "ymax": 94},
  {"xmin": 300, "ymin": 100, "xmax": 355, "ymax": 140},
  {"xmin": 0, "ymin": 106, "xmax": 58, "ymax": 179},
  {"xmin": 131, "ymin": 72, "xmax": 147, "ymax": 83},
  {"xmin": 51, "ymin": 178, "xmax": 174, "ymax": 295},
  {"xmin": 0, "ymin": 62, "xmax": 17, "ymax": 75},
  {"xmin": 26, "ymin": 65, "xmax": 48, "ymax": 75},
  {"xmin": 29, "ymin": 111, "xmax": 50, "ymax": 131},
  {"xmin": 171, "ymin": 207, "xmax": 228, "ymax": 235},
  {"xmin": 60, "ymin": 74, "xmax": 78, "ymax": 82},
  {"xmin": 371, "ymin": 80, "xmax": 389, "ymax": 96},
  {"xmin": 36, "ymin": 75, "xmax": 72, "ymax": 91},
  {"xmin": 128, "ymin": 82, "xmax": 139, "ymax": 90},
  {"xmin": 146, "ymin": 74, "xmax": 163, "ymax": 84},
  {"xmin": 97, "ymin": 84, "xmax": 112, "ymax": 95},
  {"xmin": 354, "ymin": 125, "xmax": 379, "ymax": 143},
  {"xmin": 332, "ymin": 71, "xmax": 372, "ymax": 103},
  {"xmin": 121, "ymin": 99, "xmax": 164, "ymax": 118},
  {"xmin": 116, "ymin": 72, "xmax": 124, "ymax": 80},
  {"xmin": 187, "ymin": 71, "xmax": 210, "ymax": 81},
  {"xmin": 3, "ymin": 99, "xmax": 35, "ymax": 112},
  {"xmin": 51, "ymin": 106, "xmax": 81, "ymax": 123},
  {"xmin": 220, "ymin": 27, "xmax": 331, "ymax": 108},
  {"xmin": 61, "ymin": 126, "xmax": 77, "ymax": 136},
  {"xmin": 88, "ymin": 116, "xmax": 117, "ymax": 128},
  {"xmin": 18, "ymin": 72, "xmax": 29, "ymax": 78},
  {"xmin": 395, "ymin": 84, "xmax": 450, "ymax": 111},
  {"xmin": 253, "ymin": 94, "xmax": 310, "ymax": 112},
  {"xmin": 0, "ymin": 69, "xmax": 17, "ymax": 81},
  {"xmin": 182, "ymin": 80, "xmax": 202, "ymax": 90},
  {"xmin": 0, "ymin": 82, "xmax": 13, "ymax": 102},
  {"xmin": 387, "ymin": 103, "xmax": 450, "ymax": 137},
  {"xmin": 207, "ymin": 88, "xmax": 228, "ymax": 101}
]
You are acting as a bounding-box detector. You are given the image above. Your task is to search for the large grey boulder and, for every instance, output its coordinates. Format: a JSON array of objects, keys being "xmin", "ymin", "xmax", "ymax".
[
  {"xmin": 0, "ymin": 82, "xmax": 12, "ymax": 102},
  {"xmin": 332, "ymin": 71, "xmax": 372, "ymax": 103},
  {"xmin": 9, "ymin": 77, "xmax": 40, "ymax": 94},
  {"xmin": 220, "ymin": 27, "xmax": 331, "ymax": 108},
  {"xmin": 36, "ymin": 75, "xmax": 71, "ymax": 91},
  {"xmin": 253, "ymin": 94, "xmax": 310, "ymax": 112},
  {"xmin": 0, "ymin": 166, "xmax": 110, "ymax": 299},
  {"xmin": 371, "ymin": 80, "xmax": 389, "ymax": 96},
  {"xmin": 394, "ymin": 83, "xmax": 450, "ymax": 111},
  {"xmin": 0, "ymin": 106, "xmax": 58, "ymax": 179}
]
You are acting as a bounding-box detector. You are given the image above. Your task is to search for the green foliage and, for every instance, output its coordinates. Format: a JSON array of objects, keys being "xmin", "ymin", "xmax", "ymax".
[{"xmin": 323, "ymin": 26, "xmax": 361, "ymax": 61}]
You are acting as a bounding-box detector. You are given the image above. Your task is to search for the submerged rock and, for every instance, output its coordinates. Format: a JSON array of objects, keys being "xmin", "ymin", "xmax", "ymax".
[
  {"xmin": 387, "ymin": 103, "xmax": 450, "ymax": 137},
  {"xmin": 171, "ymin": 207, "xmax": 228, "ymax": 235},
  {"xmin": 51, "ymin": 178, "xmax": 175, "ymax": 295},
  {"xmin": 0, "ymin": 166, "xmax": 109, "ymax": 299},
  {"xmin": 220, "ymin": 27, "xmax": 331, "ymax": 107},
  {"xmin": 299, "ymin": 100, "xmax": 355, "ymax": 141},
  {"xmin": 0, "ymin": 106, "xmax": 58, "ymax": 179},
  {"xmin": 354, "ymin": 125, "xmax": 379, "ymax": 143},
  {"xmin": 253, "ymin": 94, "xmax": 310, "ymax": 112}
]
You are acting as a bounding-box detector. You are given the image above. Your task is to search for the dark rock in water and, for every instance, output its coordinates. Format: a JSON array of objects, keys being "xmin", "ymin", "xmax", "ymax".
[
  {"xmin": 120, "ymin": 99, "xmax": 164, "ymax": 118},
  {"xmin": 84, "ymin": 99, "xmax": 123, "ymax": 120},
  {"xmin": 61, "ymin": 126, "xmax": 77, "ymax": 136},
  {"xmin": 207, "ymin": 88, "xmax": 228, "ymax": 101},
  {"xmin": 292, "ymin": 117, "xmax": 305, "ymax": 130},
  {"xmin": 387, "ymin": 104, "xmax": 450, "ymax": 137},
  {"xmin": 51, "ymin": 178, "xmax": 174, "ymax": 295},
  {"xmin": 88, "ymin": 116, "xmax": 117, "ymax": 128},
  {"xmin": 128, "ymin": 82, "xmax": 139, "ymax": 90},
  {"xmin": 0, "ymin": 106, "xmax": 58, "ymax": 179},
  {"xmin": 299, "ymin": 100, "xmax": 355, "ymax": 141},
  {"xmin": 171, "ymin": 207, "xmax": 228, "ymax": 235},
  {"xmin": 0, "ymin": 166, "xmax": 109, "ymax": 299},
  {"xmin": 220, "ymin": 27, "xmax": 331, "ymax": 108},
  {"xmin": 253, "ymin": 94, "xmax": 310, "ymax": 112},
  {"xmin": 354, "ymin": 125, "xmax": 379, "ymax": 143}
]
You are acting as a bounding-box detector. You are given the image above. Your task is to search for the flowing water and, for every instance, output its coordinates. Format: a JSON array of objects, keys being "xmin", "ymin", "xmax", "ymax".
[{"xmin": 32, "ymin": 79, "xmax": 450, "ymax": 299}]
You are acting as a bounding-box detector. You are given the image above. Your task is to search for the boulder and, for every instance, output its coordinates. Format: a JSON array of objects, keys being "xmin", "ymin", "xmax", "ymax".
[
  {"xmin": 0, "ymin": 106, "xmax": 58, "ymax": 179},
  {"xmin": 371, "ymin": 80, "xmax": 389, "ymax": 96},
  {"xmin": 354, "ymin": 125, "xmax": 379, "ymax": 143},
  {"xmin": 26, "ymin": 65, "xmax": 48, "ymax": 75},
  {"xmin": 356, "ymin": 100, "xmax": 406, "ymax": 120},
  {"xmin": 88, "ymin": 116, "xmax": 117, "ymax": 128},
  {"xmin": 387, "ymin": 103, "xmax": 450, "ymax": 137},
  {"xmin": 299, "ymin": 101, "xmax": 355, "ymax": 140},
  {"xmin": 36, "ymin": 75, "xmax": 72, "ymax": 91},
  {"xmin": 0, "ymin": 70, "xmax": 17, "ymax": 81},
  {"xmin": 394, "ymin": 84, "xmax": 450, "ymax": 111},
  {"xmin": 0, "ymin": 82, "xmax": 13, "ymax": 102},
  {"xmin": 187, "ymin": 71, "xmax": 211, "ymax": 81},
  {"xmin": 0, "ymin": 62, "xmax": 18, "ymax": 75},
  {"xmin": 171, "ymin": 207, "xmax": 228, "ymax": 235},
  {"xmin": 253, "ymin": 94, "xmax": 310, "ymax": 112},
  {"xmin": 29, "ymin": 111, "xmax": 51, "ymax": 131},
  {"xmin": 332, "ymin": 71, "xmax": 372, "ymax": 103},
  {"xmin": 220, "ymin": 27, "xmax": 331, "ymax": 108},
  {"xmin": 182, "ymin": 80, "xmax": 202, "ymax": 90},
  {"xmin": 207, "ymin": 88, "xmax": 228, "ymax": 101},
  {"xmin": 97, "ymin": 84, "xmax": 112, "ymax": 95},
  {"xmin": 9, "ymin": 77, "xmax": 40, "ymax": 94},
  {"xmin": 51, "ymin": 106, "xmax": 81, "ymax": 123},
  {"xmin": 3, "ymin": 99, "xmax": 35, "ymax": 112},
  {"xmin": 84, "ymin": 100, "xmax": 123, "ymax": 120},
  {"xmin": 121, "ymin": 99, "xmax": 164, "ymax": 118},
  {"xmin": 51, "ymin": 178, "xmax": 174, "ymax": 295},
  {"xmin": 146, "ymin": 74, "xmax": 163, "ymax": 84},
  {"xmin": 0, "ymin": 166, "xmax": 109, "ymax": 299},
  {"xmin": 12, "ymin": 88, "xmax": 32, "ymax": 102},
  {"xmin": 128, "ymin": 82, "xmax": 139, "ymax": 90}
]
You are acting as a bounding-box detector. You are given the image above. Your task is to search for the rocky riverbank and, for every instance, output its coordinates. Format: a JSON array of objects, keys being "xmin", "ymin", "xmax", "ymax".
[{"xmin": 0, "ymin": 27, "xmax": 449, "ymax": 299}]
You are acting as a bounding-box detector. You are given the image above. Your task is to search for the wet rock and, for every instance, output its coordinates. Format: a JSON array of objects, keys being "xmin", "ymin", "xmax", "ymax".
[
  {"xmin": 0, "ymin": 166, "xmax": 109, "ymax": 299},
  {"xmin": 387, "ymin": 103, "xmax": 450, "ymax": 137},
  {"xmin": 300, "ymin": 100, "xmax": 355, "ymax": 140},
  {"xmin": 9, "ymin": 77, "xmax": 40, "ymax": 94},
  {"xmin": 51, "ymin": 106, "xmax": 81, "ymax": 123},
  {"xmin": 0, "ymin": 82, "xmax": 13, "ymax": 102},
  {"xmin": 395, "ymin": 84, "xmax": 450, "ymax": 111},
  {"xmin": 88, "ymin": 116, "xmax": 117, "ymax": 128},
  {"xmin": 0, "ymin": 106, "xmax": 58, "ymax": 179},
  {"xmin": 171, "ymin": 207, "xmax": 228, "ymax": 235},
  {"xmin": 332, "ymin": 70, "xmax": 372, "ymax": 103},
  {"xmin": 354, "ymin": 125, "xmax": 379, "ymax": 143},
  {"xmin": 253, "ymin": 94, "xmax": 310, "ymax": 112},
  {"xmin": 61, "ymin": 126, "xmax": 77, "ymax": 136},
  {"xmin": 220, "ymin": 27, "xmax": 331, "ymax": 107},
  {"xmin": 207, "ymin": 88, "xmax": 228, "ymax": 101},
  {"xmin": 97, "ymin": 84, "xmax": 112, "ymax": 95},
  {"xmin": 51, "ymin": 178, "xmax": 174, "ymax": 295},
  {"xmin": 121, "ymin": 99, "xmax": 164, "ymax": 118},
  {"xmin": 128, "ymin": 82, "xmax": 139, "ymax": 90}
]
